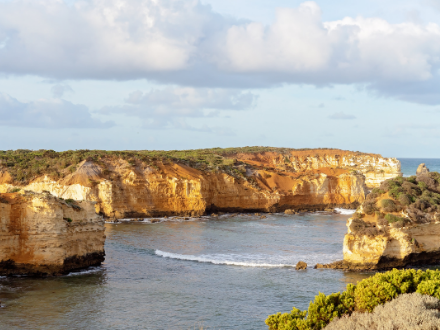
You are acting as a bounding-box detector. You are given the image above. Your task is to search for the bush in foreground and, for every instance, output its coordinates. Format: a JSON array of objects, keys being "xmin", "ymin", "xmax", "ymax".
[
  {"xmin": 325, "ymin": 293, "xmax": 440, "ymax": 330},
  {"xmin": 266, "ymin": 268, "xmax": 440, "ymax": 330}
]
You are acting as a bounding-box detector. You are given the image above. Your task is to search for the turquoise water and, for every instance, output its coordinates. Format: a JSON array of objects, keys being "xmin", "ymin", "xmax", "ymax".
[
  {"xmin": 0, "ymin": 213, "xmax": 371, "ymax": 330},
  {"xmin": 399, "ymin": 158, "xmax": 440, "ymax": 177}
]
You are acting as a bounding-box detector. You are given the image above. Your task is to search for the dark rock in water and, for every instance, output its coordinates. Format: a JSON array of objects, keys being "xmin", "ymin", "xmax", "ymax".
[
  {"xmin": 150, "ymin": 219, "xmax": 160, "ymax": 223},
  {"xmin": 211, "ymin": 213, "xmax": 218, "ymax": 217},
  {"xmin": 260, "ymin": 215, "xmax": 267, "ymax": 219},
  {"xmin": 417, "ymin": 163, "xmax": 430, "ymax": 176},
  {"xmin": 295, "ymin": 261, "xmax": 307, "ymax": 270},
  {"xmin": 314, "ymin": 263, "xmax": 325, "ymax": 269}
]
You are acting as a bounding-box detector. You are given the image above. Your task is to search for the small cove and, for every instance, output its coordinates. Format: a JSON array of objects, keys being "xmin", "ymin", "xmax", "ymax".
[{"xmin": 0, "ymin": 212, "xmax": 372, "ymax": 330}]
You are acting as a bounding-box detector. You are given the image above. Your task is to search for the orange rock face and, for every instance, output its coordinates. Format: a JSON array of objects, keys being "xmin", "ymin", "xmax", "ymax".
[
  {"xmin": 0, "ymin": 191, "xmax": 105, "ymax": 275},
  {"xmin": 0, "ymin": 149, "xmax": 401, "ymax": 219}
]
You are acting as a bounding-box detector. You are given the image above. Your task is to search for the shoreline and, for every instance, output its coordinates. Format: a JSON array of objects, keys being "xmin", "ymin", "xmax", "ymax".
[{"xmin": 105, "ymin": 208, "xmax": 356, "ymax": 224}]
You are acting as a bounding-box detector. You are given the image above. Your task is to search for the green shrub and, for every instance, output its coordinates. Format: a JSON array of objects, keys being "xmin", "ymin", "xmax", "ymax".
[
  {"xmin": 380, "ymin": 199, "xmax": 394, "ymax": 207},
  {"xmin": 371, "ymin": 188, "xmax": 385, "ymax": 195},
  {"xmin": 416, "ymin": 280, "xmax": 440, "ymax": 300},
  {"xmin": 398, "ymin": 194, "xmax": 412, "ymax": 206},
  {"xmin": 266, "ymin": 269, "xmax": 440, "ymax": 330},
  {"xmin": 9, "ymin": 187, "xmax": 21, "ymax": 193},
  {"xmin": 389, "ymin": 187, "xmax": 404, "ymax": 199},
  {"xmin": 325, "ymin": 293, "xmax": 440, "ymax": 330},
  {"xmin": 384, "ymin": 213, "xmax": 405, "ymax": 223}
]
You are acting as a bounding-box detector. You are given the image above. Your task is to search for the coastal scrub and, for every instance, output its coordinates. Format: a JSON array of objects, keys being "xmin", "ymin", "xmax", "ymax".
[{"xmin": 266, "ymin": 268, "xmax": 440, "ymax": 330}]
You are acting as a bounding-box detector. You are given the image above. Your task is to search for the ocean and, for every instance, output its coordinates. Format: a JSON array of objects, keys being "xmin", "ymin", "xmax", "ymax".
[
  {"xmin": 0, "ymin": 212, "xmax": 370, "ymax": 330},
  {"xmin": 1, "ymin": 158, "xmax": 439, "ymax": 329},
  {"xmin": 399, "ymin": 158, "xmax": 440, "ymax": 177}
]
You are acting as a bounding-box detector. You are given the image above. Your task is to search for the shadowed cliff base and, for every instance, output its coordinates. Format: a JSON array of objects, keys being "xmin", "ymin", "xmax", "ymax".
[
  {"xmin": 317, "ymin": 251, "xmax": 440, "ymax": 271},
  {"xmin": 0, "ymin": 252, "xmax": 105, "ymax": 276},
  {"xmin": 0, "ymin": 148, "xmax": 400, "ymax": 219}
]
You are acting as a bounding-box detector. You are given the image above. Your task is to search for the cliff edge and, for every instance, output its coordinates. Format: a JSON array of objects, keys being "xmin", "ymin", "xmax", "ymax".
[
  {"xmin": 323, "ymin": 169, "xmax": 440, "ymax": 271},
  {"xmin": 0, "ymin": 191, "xmax": 105, "ymax": 276},
  {"xmin": 0, "ymin": 148, "xmax": 401, "ymax": 219}
]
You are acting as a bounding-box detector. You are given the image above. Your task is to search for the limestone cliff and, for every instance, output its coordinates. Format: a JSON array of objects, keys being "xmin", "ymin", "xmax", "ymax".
[
  {"xmin": 323, "ymin": 170, "xmax": 440, "ymax": 270},
  {"xmin": 0, "ymin": 148, "xmax": 400, "ymax": 219},
  {"xmin": 0, "ymin": 191, "xmax": 105, "ymax": 275}
]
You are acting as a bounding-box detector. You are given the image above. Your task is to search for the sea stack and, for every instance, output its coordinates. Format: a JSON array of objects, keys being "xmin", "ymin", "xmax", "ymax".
[
  {"xmin": 322, "ymin": 171, "xmax": 440, "ymax": 271},
  {"xmin": 0, "ymin": 191, "xmax": 105, "ymax": 276},
  {"xmin": 417, "ymin": 163, "xmax": 430, "ymax": 176}
]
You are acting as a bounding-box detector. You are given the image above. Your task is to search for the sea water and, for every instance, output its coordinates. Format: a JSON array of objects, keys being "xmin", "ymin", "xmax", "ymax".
[
  {"xmin": 0, "ymin": 212, "xmax": 372, "ymax": 330},
  {"xmin": 399, "ymin": 158, "xmax": 440, "ymax": 176}
]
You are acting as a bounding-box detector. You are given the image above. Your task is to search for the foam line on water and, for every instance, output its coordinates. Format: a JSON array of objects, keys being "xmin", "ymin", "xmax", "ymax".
[
  {"xmin": 155, "ymin": 250, "xmax": 342, "ymax": 267},
  {"xmin": 65, "ymin": 266, "xmax": 103, "ymax": 276},
  {"xmin": 155, "ymin": 250, "xmax": 294, "ymax": 267},
  {"xmin": 335, "ymin": 208, "xmax": 356, "ymax": 215}
]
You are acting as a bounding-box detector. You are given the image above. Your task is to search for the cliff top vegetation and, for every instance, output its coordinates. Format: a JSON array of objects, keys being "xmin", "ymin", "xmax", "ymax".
[
  {"xmin": 0, "ymin": 147, "xmax": 372, "ymax": 184},
  {"xmin": 357, "ymin": 172, "xmax": 440, "ymax": 227}
]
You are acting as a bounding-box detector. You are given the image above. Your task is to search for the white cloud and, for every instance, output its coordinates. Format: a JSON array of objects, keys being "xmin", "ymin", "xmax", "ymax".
[
  {"xmin": 0, "ymin": 92, "xmax": 114, "ymax": 128},
  {"xmin": 0, "ymin": 1, "xmax": 440, "ymax": 103},
  {"xmin": 328, "ymin": 112, "xmax": 356, "ymax": 120},
  {"xmin": 101, "ymin": 87, "xmax": 256, "ymax": 130}
]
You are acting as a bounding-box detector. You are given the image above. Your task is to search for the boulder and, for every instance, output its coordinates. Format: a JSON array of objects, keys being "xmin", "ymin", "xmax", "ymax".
[
  {"xmin": 295, "ymin": 261, "xmax": 307, "ymax": 270},
  {"xmin": 285, "ymin": 209, "xmax": 295, "ymax": 215}
]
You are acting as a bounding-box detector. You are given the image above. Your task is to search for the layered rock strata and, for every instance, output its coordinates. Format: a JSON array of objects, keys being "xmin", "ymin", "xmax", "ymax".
[
  {"xmin": 0, "ymin": 191, "xmax": 105, "ymax": 276},
  {"xmin": 0, "ymin": 149, "xmax": 401, "ymax": 219},
  {"xmin": 321, "ymin": 170, "xmax": 440, "ymax": 271}
]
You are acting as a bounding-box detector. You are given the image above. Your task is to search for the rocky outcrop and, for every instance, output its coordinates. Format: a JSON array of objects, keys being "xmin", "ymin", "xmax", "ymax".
[
  {"xmin": 322, "ymin": 172, "xmax": 440, "ymax": 271},
  {"xmin": 417, "ymin": 163, "xmax": 430, "ymax": 176},
  {"xmin": 0, "ymin": 149, "xmax": 400, "ymax": 219},
  {"xmin": 0, "ymin": 191, "xmax": 105, "ymax": 276}
]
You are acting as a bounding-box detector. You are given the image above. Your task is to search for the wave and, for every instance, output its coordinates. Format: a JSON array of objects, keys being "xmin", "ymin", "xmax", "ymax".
[
  {"xmin": 65, "ymin": 266, "xmax": 104, "ymax": 276},
  {"xmin": 335, "ymin": 208, "xmax": 356, "ymax": 215},
  {"xmin": 155, "ymin": 250, "xmax": 341, "ymax": 268},
  {"xmin": 155, "ymin": 250, "xmax": 293, "ymax": 267}
]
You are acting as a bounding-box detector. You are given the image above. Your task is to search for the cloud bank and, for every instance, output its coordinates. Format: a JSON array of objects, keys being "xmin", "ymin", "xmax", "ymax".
[
  {"xmin": 0, "ymin": 0, "xmax": 440, "ymax": 103},
  {"xmin": 101, "ymin": 87, "xmax": 256, "ymax": 130},
  {"xmin": 0, "ymin": 92, "xmax": 113, "ymax": 128}
]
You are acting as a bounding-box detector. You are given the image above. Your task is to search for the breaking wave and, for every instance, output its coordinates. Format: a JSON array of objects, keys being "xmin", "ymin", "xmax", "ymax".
[
  {"xmin": 155, "ymin": 250, "xmax": 341, "ymax": 268},
  {"xmin": 335, "ymin": 208, "xmax": 356, "ymax": 215}
]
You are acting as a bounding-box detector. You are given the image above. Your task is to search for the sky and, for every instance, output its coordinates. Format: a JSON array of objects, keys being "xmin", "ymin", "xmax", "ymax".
[{"xmin": 1, "ymin": 0, "xmax": 440, "ymax": 157}]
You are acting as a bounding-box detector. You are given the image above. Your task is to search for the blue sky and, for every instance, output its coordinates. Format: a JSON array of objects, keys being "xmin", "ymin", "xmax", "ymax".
[{"xmin": 1, "ymin": 0, "xmax": 440, "ymax": 157}]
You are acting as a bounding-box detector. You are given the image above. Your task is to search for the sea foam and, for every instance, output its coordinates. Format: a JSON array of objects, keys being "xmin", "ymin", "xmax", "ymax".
[
  {"xmin": 155, "ymin": 250, "xmax": 341, "ymax": 268},
  {"xmin": 335, "ymin": 208, "xmax": 356, "ymax": 215}
]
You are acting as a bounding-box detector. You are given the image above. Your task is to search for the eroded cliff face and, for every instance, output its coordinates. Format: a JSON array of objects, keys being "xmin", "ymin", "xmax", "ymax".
[
  {"xmin": 0, "ymin": 191, "xmax": 105, "ymax": 275},
  {"xmin": 233, "ymin": 149, "xmax": 401, "ymax": 189},
  {"xmin": 0, "ymin": 149, "xmax": 400, "ymax": 219},
  {"xmin": 336, "ymin": 218, "xmax": 440, "ymax": 270},
  {"xmin": 323, "ymin": 172, "xmax": 440, "ymax": 271}
]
